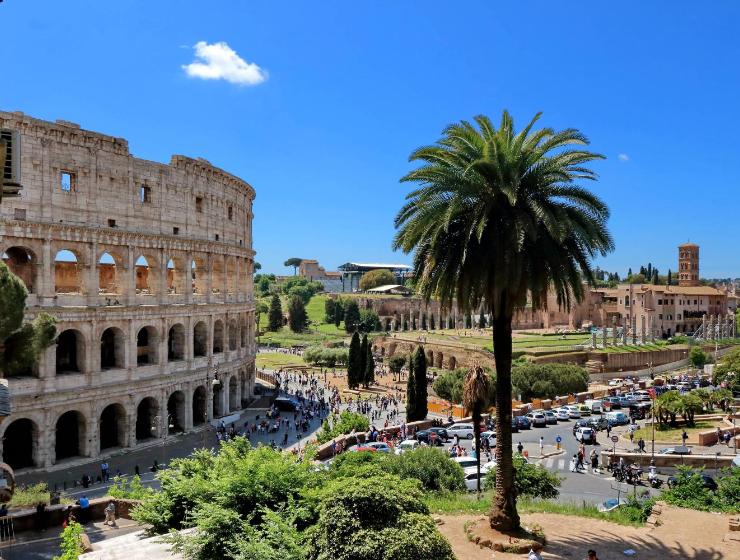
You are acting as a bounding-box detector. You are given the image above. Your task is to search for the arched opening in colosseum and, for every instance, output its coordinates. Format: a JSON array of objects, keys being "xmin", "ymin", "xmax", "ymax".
[
  {"xmin": 168, "ymin": 324, "xmax": 185, "ymax": 361},
  {"xmin": 427, "ymin": 350, "xmax": 434, "ymax": 365},
  {"xmin": 191, "ymin": 258, "xmax": 206, "ymax": 294},
  {"xmin": 136, "ymin": 326, "xmax": 159, "ymax": 365},
  {"xmin": 240, "ymin": 371, "xmax": 249, "ymax": 407},
  {"xmin": 135, "ymin": 255, "xmax": 157, "ymax": 295},
  {"xmin": 100, "ymin": 327, "xmax": 125, "ymax": 369},
  {"xmin": 193, "ymin": 321, "xmax": 208, "ymax": 357},
  {"xmin": 228, "ymin": 319, "xmax": 238, "ymax": 351},
  {"xmin": 2, "ymin": 246, "xmax": 36, "ymax": 293},
  {"xmin": 448, "ymin": 356, "xmax": 457, "ymax": 370},
  {"xmin": 56, "ymin": 329, "xmax": 85, "ymax": 374},
  {"xmin": 212, "ymin": 382, "xmax": 224, "ymax": 417},
  {"xmin": 213, "ymin": 320, "xmax": 224, "ymax": 354},
  {"xmin": 226, "ymin": 258, "xmax": 237, "ymax": 294},
  {"xmin": 100, "ymin": 403, "xmax": 126, "ymax": 450},
  {"xmin": 2, "ymin": 418, "xmax": 37, "ymax": 469},
  {"xmin": 98, "ymin": 252, "xmax": 120, "ymax": 295},
  {"xmin": 192, "ymin": 386, "xmax": 207, "ymax": 425},
  {"xmin": 211, "ymin": 258, "xmax": 224, "ymax": 294},
  {"xmin": 54, "ymin": 249, "xmax": 82, "ymax": 294},
  {"xmin": 435, "ymin": 353, "xmax": 444, "ymax": 368},
  {"xmin": 240, "ymin": 319, "xmax": 247, "ymax": 348},
  {"xmin": 167, "ymin": 258, "xmax": 186, "ymax": 294},
  {"xmin": 167, "ymin": 391, "xmax": 186, "ymax": 434},
  {"xmin": 385, "ymin": 318, "xmax": 392, "ymax": 331},
  {"xmin": 55, "ymin": 410, "xmax": 86, "ymax": 461},
  {"xmin": 136, "ymin": 397, "xmax": 158, "ymax": 442},
  {"xmin": 229, "ymin": 376, "xmax": 238, "ymax": 411}
]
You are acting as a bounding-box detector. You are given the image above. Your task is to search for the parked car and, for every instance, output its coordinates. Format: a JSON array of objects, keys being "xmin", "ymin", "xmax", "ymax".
[
  {"xmin": 588, "ymin": 417, "xmax": 611, "ymax": 431},
  {"xmin": 597, "ymin": 498, "xmax": 628, "ymax": 512},
  {"xmin": 605, "ymin": 411, "xmax": 629, "ymax": 425},
  {"xmin": 578, "ymin": 405, "xmax": 592, "ymax": 417},
  {"xmin": 555, "ymin": 408, "xmax": 571, "ymax": 421},
  {"xmin": 481, "ymin": 459, "xmax": 497, "ymax": 473},
  {"xmin": 351, "ymin": 442, "xmax": 392, "ymax": 453},
  {"xmin": 584, "ymin": 399, "xmax": 604, "ymax": 413},
  {"xmin": 572, "ymin": 418, "xmax": 591, "ymax": 435},
  {"xmin": 274, "ymin": 397, "xmax": 300, "ymax": 411},
  {"xmin": 608, "ymin": 378, "xmax": 624, "ymax": 387},
  {"xmin": 566, "ymin": 405, "xmax": 582, "ymax": 419},
  {"xmin": 574, "ymin": 426, "xmax": 597, "ymax": 444},
  {"xmin": 463, "ymin": 466, "xmax": 487, "ymax": 491},
  {"xmin": 515, "ymin": 416, "xmax": 532, "ymax": 430},
  {"xmin": 659, "ymin": 446, "xmax": 692, "ymax": 455},
  {"xmin": 451, "ymin": 456, "xmax": 479, "ymax": 470},
  {"xmin": 604, "ymin": 396, "xmax": 622, "ymax": 409},
  {"xmin": 526, "ymin": 411, "xmax": 547, "ymax": 427},
  {"xmin": 415, "ymin": 430, "xmax": 444, "ymax": 446},
  {"xmin": 428, "ymin": 427, "xmax": 450, "ymax": 442},
  {"xmin": 543, "ymin": 410, "xmax": 558, "ymax": 425},
  {"xmin": 447, "ymin": 423, "xmax": 475, "ymax": 439},
  {"xmin": 510, "ymin": 417, "xmax": 520, "ymax": 433},
  {"xmin": 395, "ymin": 439, "xmax": 420, "ymax": 455},
  {"xmin": 667, "ymin": 472, "xmax": 716, "ymax": 491},
  {"xmin": 480, "ymin": 430, "xmax": 497, "ymax": 447}
]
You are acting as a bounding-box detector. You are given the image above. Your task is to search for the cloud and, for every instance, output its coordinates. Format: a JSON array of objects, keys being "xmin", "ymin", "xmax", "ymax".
[
  {"xmin": 182, "ymin": 41, "xmax": 267, "ymax": 86},
  {"xmin": 617, "ymin": 153, "xmax": 629, "ymax": 162}
]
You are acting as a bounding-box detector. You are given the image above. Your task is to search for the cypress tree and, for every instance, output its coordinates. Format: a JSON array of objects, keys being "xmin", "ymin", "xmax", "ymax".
[
  {"xmin": 413, "ymin": 346, "xmax": 428, "ymax": 420},
  {"xmin": 667, "ymin": 269, "xmax": 672, "ymax": 285},
  {"xmin": 364, "ymin": 341, "xmax": 375, "ymax": 387},
  {"xmin": 267, "ymin": 294, "xmax": 283, "ymax": 331},
  {"xmin": 348, "ymin": 332, "xmax": 361, "ymax": 389},
  {"xmin": 359, "ymin": 334, "xmax": 368, "ymax": 384},
  {"xmin": 405, "ymin": 355, "xmax": 416, "ymax": 422},
  {"xmin": 479, "ymin": 310, "xmax": 487, "ymax": 328},
  {"xmin": 344, "ymin": 300, "xmax": 361, "ymax": 332},
  {"xmin": 324, "ymin": 298, "xmax": 336, "ymax": 323},
  {"xmin": 287, "ymin": 295, "xmax": 307, "ymax": 332}
]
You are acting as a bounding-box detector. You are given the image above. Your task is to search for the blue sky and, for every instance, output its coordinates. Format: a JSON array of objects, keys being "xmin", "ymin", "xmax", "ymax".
[{"xmin": 3, "ymin": 1, "xmax": 739, "ymax": 278}]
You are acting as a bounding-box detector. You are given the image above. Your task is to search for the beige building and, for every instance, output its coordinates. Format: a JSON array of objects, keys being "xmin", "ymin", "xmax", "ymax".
[
  {"xmin": 298, "ymin": 259, "xmax": 342, "ymax": 292},
  {"xmin": 0, "ymin": 111, "xmax": 256, "ymax": 472}
]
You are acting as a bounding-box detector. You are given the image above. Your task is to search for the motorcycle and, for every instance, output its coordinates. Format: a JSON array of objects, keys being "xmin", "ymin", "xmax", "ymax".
[{"xmin": 647, "ymin": 466, "xmax": 662, "ymax": 488}]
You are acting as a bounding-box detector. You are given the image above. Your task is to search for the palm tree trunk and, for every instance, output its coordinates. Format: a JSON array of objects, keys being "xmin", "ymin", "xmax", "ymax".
[
  {"xmin": 489, "ymin": 311, "xmax": 520, "ymax": 531},
  {"xmin": 474, "ymin": 405, "xmax": 482, "ymax": 494}
]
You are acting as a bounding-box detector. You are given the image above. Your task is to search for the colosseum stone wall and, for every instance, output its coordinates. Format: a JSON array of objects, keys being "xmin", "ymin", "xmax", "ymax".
[{"xmin": 0, "ymin": 111, "xmax": 256, "ymax": 472}]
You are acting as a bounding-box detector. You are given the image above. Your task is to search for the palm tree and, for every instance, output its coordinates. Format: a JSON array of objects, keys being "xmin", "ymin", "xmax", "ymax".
[
  {"xmin": 463, "ymin": 365, "xmax": 491, "ymax": 494},
  {"xmin": 394, "ymin": 111, "xmax": 613, "ymax": 531}
]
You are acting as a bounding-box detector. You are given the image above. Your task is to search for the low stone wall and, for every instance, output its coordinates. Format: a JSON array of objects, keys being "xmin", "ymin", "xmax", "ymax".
[
  {"xmin": 697, "ymin": 424, "xmax": 740, "ymax": 446},
  {"xmin": 7, "ymin": 498, "xmax": 138, "ymax": 533},
  {"xmin": 314, "ymin": 419, "xmax": 435, "ymax": 460},
  {"xmin": 600, "ymin": 451, "xmax": 735, "ymax": 470}
]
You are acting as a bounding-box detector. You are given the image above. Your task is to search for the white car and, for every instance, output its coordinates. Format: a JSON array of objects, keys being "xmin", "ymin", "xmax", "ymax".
[
  {"xmin": 526, "ymin": 412, "xmax": 547, "ymax": 427},
  {"xmin": 447, "ymin": 423, "xmax": 475, "ymax": 440},
  {"xmin": 555, "ymin": 408, "xmax": 571, "ymax": 421},
  {"xmin": 608, "ymin": 378, "xmax": 623, "ymax": 387},
  {"xmin": 574, "ymin": 426, "xmax": 596, "ymax": 444},
  {"xmin": 480, "ymin": 430, "xmax": 497, "ymax": 447},
  {"xmin": 463, "ymin": 466, "xmax": 487, "ymax": 491},
  {"xmin": 395, "ymin": 439, "xmax": 420, "ymax": 455},
  {"xmin": 566, "ymin": 405, "xmax": 582, "ymax": 419},
  {"xmin": 451, "ymin": 456, "xmax": 479, "ymax": 469},
  {"xmin": 481, "ymin": 459, "xmax": 497, "ymax": 473}
]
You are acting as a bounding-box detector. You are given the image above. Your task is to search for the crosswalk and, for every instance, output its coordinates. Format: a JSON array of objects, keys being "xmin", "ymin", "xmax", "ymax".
[{"xmin": 539, "ymin": 456, "xmax": 611, "ymax": 480}]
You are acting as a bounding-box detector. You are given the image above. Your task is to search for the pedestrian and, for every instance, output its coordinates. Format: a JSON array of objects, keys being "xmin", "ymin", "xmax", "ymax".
[
  {"xmin": 681, "ymin": 430, "xmax": 688, "ymax": 446},
  {"xmin": 134, "ymin": 464, "xmax": 140, "ymax": 476},
  {"xmin": 104, "ymin": 500, "xmax": 116, "ymax": 526},
  {"xmin": 585, "ymin": 549, "xmax": 599, "ymax": 560},
  {"xmin": 590, "ymin": 449, "xmax": 599, "ymax": 472},
  {"xmin": 629, "ymin": 431, "xmax": 634, "ymax": 445},
  {"xmin": 539, "ymin": 436, "xmax": 544, "ymax": 456},
  {"xmin": 527, "ymin": 542, "xmax": 544, "ymax": 560},
  {"xmin": 77, "ymin": 495, "xmax": 90, "ymax": 524},
  {"xmin": 605, "ymin": 423, "xmax": 611, "ymax": 438},
  {"xmin": 101, "ymin": 461, "xmax": 109, "ymax": 482},
  {"xmin": 517, "ymin": 441, "xmax": 524, "ymax": 455},
  {"xmin": 638, "ymin": 438, "xmax": 645, "ymax": 453}
]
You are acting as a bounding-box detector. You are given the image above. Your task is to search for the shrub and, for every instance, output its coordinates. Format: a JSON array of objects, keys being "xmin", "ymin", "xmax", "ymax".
[
  {"xmin": 388, "ymin": 354, "xmax": 407, "ymax": 374},
  {"xmin": 316, "ymin": 411, "xmax": 369, "ymax": 444},
  {"xmin": 433, "ymin": 368, "xmax": 495, "ymax": 405},
  {"xmin": 358, "ymin": 269, "xmax": 396, "ymax": 291},
  {"xmin": 108, "ymin": 475, "xmax": 152, "ymax": 500},
  {"xmin": 303, "ymin": 346, "xmax": 348, "ymax": 367},
  {"xmin": 484, "ymin": 455, "xmax": 561, "ymax": 499},
  {"xmin": 661, "ymin": 467, "xmax": 717, "ymax": 511},
  {"xmin": 53, "ymin": 521, "xmax": 84, "ymax": 560},
  {"xmin": 358, "ymin": 309, "xmax": 381, "ymax": 332},
  {"xmin": 689, "ymin": 347, "xmax": 708, "ymax": 368},
  {"xmin": 512, "ymin": 363, "xmax": 588, "ymax": 401},
  {"xmin": 387, "ymin": 447, "xmax": 465, "ymax": 492},
  {"xmin": 287, "ymin": 295, "xmax": 308, "ymax": 333}
]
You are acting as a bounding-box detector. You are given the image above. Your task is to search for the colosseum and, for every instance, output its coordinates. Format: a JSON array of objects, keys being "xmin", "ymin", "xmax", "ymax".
[{"xmin": 0, "ymin": 111, "xmax": 256, "ymax": 472}]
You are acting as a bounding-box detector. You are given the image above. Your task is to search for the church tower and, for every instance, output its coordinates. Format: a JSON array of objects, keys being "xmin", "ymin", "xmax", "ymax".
[{"xmin": 678, "ymin": 243, "xmax": 700, "ymax": 287}]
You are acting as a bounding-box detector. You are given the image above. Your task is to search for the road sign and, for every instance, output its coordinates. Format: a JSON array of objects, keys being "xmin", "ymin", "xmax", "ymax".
[
  {"xmin": 611, "ymin": 435, "xmax": 619, "ymax": 443},
  {"xmin": 555, "ymin": 436, "xmax": 562, "ymax": 443}
]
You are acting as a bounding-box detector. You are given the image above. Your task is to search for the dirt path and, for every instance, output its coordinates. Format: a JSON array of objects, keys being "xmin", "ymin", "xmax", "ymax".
[{"xmin": 436, "ymin": 506, "xmax": 738, "ymax": 559}]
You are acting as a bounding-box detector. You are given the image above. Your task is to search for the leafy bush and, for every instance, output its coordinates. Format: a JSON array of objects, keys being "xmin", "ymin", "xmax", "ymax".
[
  {"xmin": 388, "ymin": 448, "xmax": 465, "ymax": 492},
  {"xmin": 53, "ymin": 521, "xmax": 84, "ymax": 560},
  {"xmin": 689, "ymin": 347, "xmax": 708, "ymax": 368},
  {"xmin": 281, "ymin": 277, "xmax": 324, "ymax": 304},
  {"xmin": 108, "ymin": 475, "xmax": 152, "ymax": 500},
  {"xmin": 358, "ymin": 309, "xmax": 381, "ymax": 332},
  {"xmin": 662, "ymin": 466, "xmax": 740, "ymax": 513},
  {"xmin": 484, "ymin": 455, "xmax": 561, "ymax": 499},
  {"xmin": 358, "ymin": 269, "xmax": 397, "ymax": 291},
  {"xmin": 305, "ymin": 475, "xmax": 455, "ymax": 560},
  {"xmin": 303, "ymin": 345, "xmax": 349, "ymax": 367},
  {"xmin": 511, "ymin": 363, "xmax": 588, "ymax": 401},
  {"xmin": 315, "ymin": 412, "xmax": 369, "ymax": 444},
  {"xmin": 713, "ymin": 347, "xmax": 740, "ymax": 393},
  {"xmin": 388, "ymin": 354, "xmax": 408, "ymax": 374},
  {"xmin": 433, "ymin": 368, "xmax": 495, "ymax": 405}
]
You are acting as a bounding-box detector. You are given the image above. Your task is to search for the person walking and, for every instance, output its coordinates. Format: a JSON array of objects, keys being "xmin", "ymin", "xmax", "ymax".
[
  {"xmin": 77, "ymin": 495, "xmax": 90, "ymax": 524},
  {"xmin": 101, "ymin": 461, "xmax": 109, "ymax": 482},
  {"xmin": 517, "ymin": 441, "xmax": 524, "ymax": 455},
  {"xmin": 590, "ymin": 449, "xmax": 599, "ymax": 472},
  {"xmin": 527, "ymin": 542, "xmax": 544, "ymax": 560},
  {"xmin": 585, "ymin": 549, "xmax": 599, "ymax": 560},
  {"xmin": 539, "ymin": 436, "xmax": 544, "ymax": 457},
  {"xmin": 681, "ymin": 430, "xmax": 689, "ymax": 446},
  {"xmin": 104, "ymin": 500, "xmax": 116, "ymax": 527},
  {"xmin": 637, "ymin": 437, "xmax": 646, "ymax": 453}
]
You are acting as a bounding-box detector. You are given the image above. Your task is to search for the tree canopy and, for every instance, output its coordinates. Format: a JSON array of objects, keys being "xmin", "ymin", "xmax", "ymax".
[{"xmin": 358, "ymin": 269, "xmax": 396, "ymax": 291}]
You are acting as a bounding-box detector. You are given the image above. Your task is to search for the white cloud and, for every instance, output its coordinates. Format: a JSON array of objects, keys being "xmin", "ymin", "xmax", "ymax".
[
  {"xmin": 182, "ymin": 41, "xmax": 267, "ymax": 86},
  {"xmin": 617, "ymin": 153, "xmax": 629, "ymax": 162}
]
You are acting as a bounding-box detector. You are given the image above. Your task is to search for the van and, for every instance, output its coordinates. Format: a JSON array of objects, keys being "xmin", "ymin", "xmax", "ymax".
[
  {"xmin": 584, "ymin": 399, "xmax": 603, "ymax": 413},
  {"xmin": 606, "ymin": 411, "xmax": 629, "ymax": 425}
]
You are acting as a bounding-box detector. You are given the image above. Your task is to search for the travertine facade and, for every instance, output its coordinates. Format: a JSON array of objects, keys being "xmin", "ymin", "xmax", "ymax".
[{"xmin": 0, "ymin": 111, "xmax": 256, "ymax": 472}]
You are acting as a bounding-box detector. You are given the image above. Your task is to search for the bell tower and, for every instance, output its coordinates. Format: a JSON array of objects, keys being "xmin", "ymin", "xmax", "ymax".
[{"xmin": 678, "ymin": 243, "xmax": 700, "ymax": 287}]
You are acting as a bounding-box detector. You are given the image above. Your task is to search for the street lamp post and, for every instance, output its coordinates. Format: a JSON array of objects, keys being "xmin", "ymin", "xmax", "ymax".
[{"xmin": 649, "ymin": 362, "xmax": 656, "ymax": 462}]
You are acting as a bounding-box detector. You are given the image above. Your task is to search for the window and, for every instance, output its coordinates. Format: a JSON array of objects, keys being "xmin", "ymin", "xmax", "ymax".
[
  {"xmin": 13, "ymin": 208, "xmax": 26, "ymax": 220},
  {"xmin": 195, "ymin": 197, "xmax": 203, "ymax": 213},
  {"xmin": 108, "ymin": 219, "xmax": 116, "ymax": 227},
  {"xmin": 658, "ymin": 299, "xmax": 662, "ymax": 305},
  {"xmin": 139, "ymin": 185, "xmax": 151, "ymax": 203},
  {"xmin": 215, "ymin": 234, "xmax": 219, "ymax": 241},
  {"xmin": 659, "ymin": 314, "xmax": 663, "ymax": 320},
  {"xmin": 173, "ymin": 227, "xmax": 179, "ymax": 235},
  {"xmin": 60, "ymin": 171, "xmax": 75, "ymax": 192},
  {"xmin": 677, "ymin": 314, "xmax": 681, "ymax": 320},
  {"xmin": 228, "ymin": 206, "xmax": 233, "ymax": 220},
  {"xmin": 1, "ymin": 129, "xmax": 21, "ymax": 195}
]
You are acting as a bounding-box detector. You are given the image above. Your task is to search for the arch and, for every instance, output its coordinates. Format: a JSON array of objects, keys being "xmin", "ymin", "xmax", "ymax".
[
  {"xmin": 136, "ymin": 326, "xmax": 159, "ymax": 365},
  {"xmin": 226, "ymin": 258, "xmax": 237, "ymax": 294},
  {"xmin": 435, "ymin": 352, "xmax": 443, "ymax": 368},
  {"xmin": 448, "ymin": 356, "xmax": 457, "ymax": 370},
  {"xmin": 213, "ymin": 320, "xmax": 224, "ymax": 354},
  {"xmin": 166, "ymin": 257, "xmax": 186, "ymax": 294},
  {"xmin": 167, "ymin": 323, "xmax": 185, "ymax": 361},
  {"xmin": 229, "ymin": 376, "xmax": 238, "ymax": 411},
  {"xmin": 56, "ymin": 329, "xmax": 85, "ymax": 374},
  {"xmin": 99, "ymin": 403, "xmax": 126, "ymax": 450},
  {"xmin": 191, "ymin": 258, "xmax": 206, "ymax": 295},
  {"xmin": 136, "ymin": 397, "xmax": 158, "ymax": 442},
  {"xmin": 54, "ymin": 249, "xmax": 83, "ymax": 294},
  {"xmin": 213, "ymin": 382, "xmax": 224, "ymax": 417},
  {"xmin": 167, "ymin": 391, "xmax": 186, "ymax": 433},
  {"xmin": 193, "ymin": 321, "xmax": 208, "ymax": 357},
  {"xmin": 2, "ymin": 246, "xmax": 36, "ymax": 293},
  {"xmin": 134, "ymin": 254, "xmax": 157, "ymax": 295},
  {"xmin": 211, "ymin": 257, "xmax": 224, "ymax": 294},
  {"xmin": 2, "ymin": 418, "xmax": 37, "ymax": 469},
  {"xmin": 55, "ymin": 410, "xmax": 86, "ymax": 461},
  {"xmin": 240, "ymin": 319, "xmax": 247, "ymax": 348},
  {"xmin": 100, "ymin": 327, "xmax": 125, "ymax": 369},
  {"xmin": 98, "ymin": 251, "xmax": 121, "ymax": 295},
  {"xmin": 192, "ymin": 386, "xmax": 207, "ymax": 425},
  {"xmin": 228, "ymin": 319, "xmax": 238, "ymax": 351},
  {"xmin": 427, "ymin": 350, "xmax": 434, "ymax": 365}
]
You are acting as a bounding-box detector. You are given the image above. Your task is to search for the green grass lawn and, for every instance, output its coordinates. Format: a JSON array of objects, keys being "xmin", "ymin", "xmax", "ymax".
[
  {"xmin": 255, "ymin": 352, "xmax": 308, "ymax": 370},
  {"xmin": 257, "ymin": 294, "xmax": 349, "ymax": 348},
  {"xmin": 630, "ymin": 420, "xmax": 717, "ymax": 444},
  {"xmin": 420, "ymin": 331, "xmax": 590, "ymax": 352}
]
